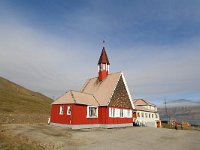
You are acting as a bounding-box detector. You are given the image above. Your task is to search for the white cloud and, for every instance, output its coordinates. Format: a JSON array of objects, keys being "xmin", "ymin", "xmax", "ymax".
[
  {"xmin": 1, "ymin": 0, "xmax": 200, "ymax": 104},
  {"xmin": 0, "ymin": 22, "xmax": 98, "ymax": 98},
  {"xmin": 120, "ymin": 41, "xmax": 200, "ymax": 100},
  {"xmin": 1, "ymin": 20, "xmax": 200, "ymax": 102}
]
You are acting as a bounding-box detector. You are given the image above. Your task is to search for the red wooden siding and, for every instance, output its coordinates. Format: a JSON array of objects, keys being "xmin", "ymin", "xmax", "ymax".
[
  {"xmin": 72, "ymin": 104, "xmax": 100, "ymax": 124},
  {"xmin": 50, "ymin": 104, "xmax": 72, "ymax": 124},
  {"xmin": 51, "ymin": 104, "xmax": 133, "ymax": 125}
]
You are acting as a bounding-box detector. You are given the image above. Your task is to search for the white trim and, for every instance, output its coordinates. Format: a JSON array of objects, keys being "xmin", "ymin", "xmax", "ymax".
[
  {"xmin": 107, "ymin": 72, "xmax": 135, "ymax": 110},
  {"xmin": 121, "ymin": 72, "xmax": 135, "ymax": 109},
  {"xmin": 109, "ymin": 107, "xmax": 132, "ymax": 118},
  {"xmin": 109, "ymin": 107, "xmax": 112, "ymax": 117},
  {"xmin": 59, "ymin": 106, "xmax": 64, "ymax": 115}
]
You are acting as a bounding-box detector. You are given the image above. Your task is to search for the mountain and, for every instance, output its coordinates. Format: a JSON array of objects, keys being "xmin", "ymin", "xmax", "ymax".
[
  {"xmin": 158, "ymin": 99, "xmax": 200, "ymax": 125},
  {"xmin": 0, "ymin": 76, "xmax": 53, "ymax": 124},
  {"xmin": 165, "ymin": 99, "xmax": 200, "ymax": 107}
]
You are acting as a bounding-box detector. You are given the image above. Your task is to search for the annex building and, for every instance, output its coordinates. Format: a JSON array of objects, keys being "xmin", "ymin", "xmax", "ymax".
[{"xmin": 133, "ymin": 99, "xmax": 161, "ymax": 128}]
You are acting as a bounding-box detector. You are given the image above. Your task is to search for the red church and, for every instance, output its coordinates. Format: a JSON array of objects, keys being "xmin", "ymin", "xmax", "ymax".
[{"xmin": 50, "ymin": 47, "xmax": 135, "ymax": 129}]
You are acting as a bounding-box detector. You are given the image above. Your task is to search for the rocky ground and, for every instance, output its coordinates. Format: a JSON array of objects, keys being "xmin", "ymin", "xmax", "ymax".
[{"xmin": 0, "ymin": 124, "xmax": 200, "ymax": 150}]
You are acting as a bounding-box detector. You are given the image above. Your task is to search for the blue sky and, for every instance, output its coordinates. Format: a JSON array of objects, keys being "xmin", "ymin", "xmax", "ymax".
[{"xmin": 0, "ymin": 0, "xmax": 200, "ymax": 104}]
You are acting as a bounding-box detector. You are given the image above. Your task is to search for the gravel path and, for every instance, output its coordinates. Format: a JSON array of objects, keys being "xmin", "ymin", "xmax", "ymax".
[{"xmin": 1, "ymin": 124, "xmax": 200, "ymax": 150}]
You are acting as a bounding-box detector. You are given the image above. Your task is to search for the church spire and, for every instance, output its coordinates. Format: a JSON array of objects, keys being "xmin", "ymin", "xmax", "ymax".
[
  {"xmin": 98, "ymin": 47, "xmax": 110, "ymax": 65},
  {"xmin": 98, "ymin": 47, "xmax": 110, "ymax": 81}
]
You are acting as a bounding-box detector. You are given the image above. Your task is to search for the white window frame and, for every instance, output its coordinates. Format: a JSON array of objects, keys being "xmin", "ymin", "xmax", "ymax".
[
  {"xmin": 127, "ymin": 109, "xmax": 132, "ymax": 118},
  {"xmin": 127, "ymin": 110, "xmax": 130, "ymax": 118},
  {"xmin": 109, "ymin": 108, "xmax": 132, "ymax": 118},
  {"xmin": 67, "ymin": 106, "xmax": 71, "ymax": 115},
  {"xmin": 137, "ymin": 112, "xmax": 140, "ymax": 118},
  {"xmin": 141, "ymin": 112, "xmax": 144, "ymax": 118},
  {"xmin": 59, "ymin": 106, "xmax": 64, "ymax": 115},
  {"xmin": 116, "ymin": 108, "xmax": 120, "ymax": 117},
  {"xmin": 120, "ymin": 109, "xmax": 124, "ymax": 118},
  {"xmin": 109, "ymin": 107, "xmax": 112, "ymax": 117},
  {"xmin": 87, "ymin": 106, "xmax": 98, "ymax": 118},
  {"xmin": 112, "ymin": 108, "xmax": 115, "ymax": 117},
  {"xmin": 109, "ymin": 107, "xmax": 115, "ymax": 117},
  {"xmin": 123, "ymin": 109, "xmax": 127, "ymax": 118}
]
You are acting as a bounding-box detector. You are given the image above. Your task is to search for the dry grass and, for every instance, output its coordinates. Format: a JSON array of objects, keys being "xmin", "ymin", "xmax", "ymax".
[
  {"xmin": 0, "ymin": 77, "xmax": 54, "ymax": 149},
  {"xmin": 0, "ymin": 124, "xmax": 73, "ymax": 150},
  {"xmin": 0, "ymin": 76, "xmax": 53, "ymax": 124}
]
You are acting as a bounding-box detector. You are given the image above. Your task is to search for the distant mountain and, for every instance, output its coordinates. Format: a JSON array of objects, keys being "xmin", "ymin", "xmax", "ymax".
[
  {"xmin": 158, "ymin": 99, "xmax": 200, "ymax": 125},
  {"xmin": 0, "ymin": 76, "xmax": 53, "ymax": 124},
  {"xmin": 159, "ymin": 99, "xmax": 200, "ymax": 107}
]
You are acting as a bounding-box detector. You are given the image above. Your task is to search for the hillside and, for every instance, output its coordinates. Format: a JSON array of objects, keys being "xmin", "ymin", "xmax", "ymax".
[
  {"xmin": 158, "ymin": 99, "xmax": 200, "ymax": 125},
  {"xmin": 0, "ymin": 76, "xmax": 53, "ymax": 124}
]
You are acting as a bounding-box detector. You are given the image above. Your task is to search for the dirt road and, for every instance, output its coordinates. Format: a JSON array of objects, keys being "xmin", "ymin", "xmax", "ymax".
[{"xmin": 1, "ymin": 124, "xmax": 200, "ymax": 150}]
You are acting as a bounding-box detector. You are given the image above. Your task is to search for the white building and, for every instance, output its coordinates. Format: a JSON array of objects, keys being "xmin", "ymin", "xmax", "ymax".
[{"xmin": 133, "ymin": 99, "xmax": 161, "ymax": 128}]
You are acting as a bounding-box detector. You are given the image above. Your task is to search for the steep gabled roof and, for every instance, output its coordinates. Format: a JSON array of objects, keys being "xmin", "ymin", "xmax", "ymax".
[
  {"xmin": 81, "ymin": 72, "xmax": 134, "ymax": 109},
  {"xmin": 98, "ymin": 47, "xmax": 110, "ymax": 65},
  {"xmin": 52, "ymin": 72, "xmax": 134, "ymax": 108},
  {"xmin": 81, "ymin": 72, "xmax": 121, "ymax": 105},
  {"xmin": 52, "ymin": 90, "xmax": 99, "ymax": 106},
  {"xmin": 133, "ymin": 99, "xmax": 156, "ymax": 106}
]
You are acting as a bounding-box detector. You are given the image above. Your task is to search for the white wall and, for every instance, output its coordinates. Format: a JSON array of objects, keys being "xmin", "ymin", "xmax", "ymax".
[{"xmin": 135, "ymin": 111, "xmax": 160, "ymax": 127}]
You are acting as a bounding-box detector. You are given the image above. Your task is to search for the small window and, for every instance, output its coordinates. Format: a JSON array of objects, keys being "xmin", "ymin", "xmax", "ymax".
[
  {"xmin": 145, "ymin": 113, "xmax": 148, "ymax": 118},
  {"xmin": 59, "ymin": 106, "xmax": 64, "ymax": 115},
  {"xmin": 115, "ymin": 108, "xmax": 120, "ymax": 117},
  {"xmin": 127, "ymin": 110, "xmax": 130, "ymax": 118},
  {"xmin": 123, "ymin": 109, "xmax": 127, "ymax": 118},
  {"xmin": 87, "ymin": 106, "xmax": 98, "ymax": 118},
  {"xmin": 137, "ymin": 112, "xmax": 140, "ymax": 118},
  {"xmin": 141, "ymin": 113, "xmax": 144, "ymax": 118},
  {"xmin": 67, "ymin": 106, "xmax": 71, "ymax": 115},
  {"xmin": 120, "ymin": 109, "xmax": 124, "ymax": 118},
  {"xmin": 149, "ymin": 113, "xmax": 151, "ymax": 118},
  {"xmin": 155, "ymin": 114, "xmax": 158, "ymax": 118},
  {"xmin": 109, "ymin": 108, "xmax": 115, "ymax": 117},
  {"xmin": 112, "ymin": 108, "xmax": 115, "ymax": 117},
  {"xmin": 152, "ymin": 114, "xmax": 154, "ymax": 118}
]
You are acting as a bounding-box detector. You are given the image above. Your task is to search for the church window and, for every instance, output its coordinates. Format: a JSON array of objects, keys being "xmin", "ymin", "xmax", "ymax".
[
  {"xmin": 67, "ymin": 106, "xmax": 71, "ymax": 115},
  {"xmin": 59, "ymin": 106, "xmax": 64, "ymax": 115},
  {"xmin": 87, "ymin": 106, "xmax": 98, "ymax": 118}
]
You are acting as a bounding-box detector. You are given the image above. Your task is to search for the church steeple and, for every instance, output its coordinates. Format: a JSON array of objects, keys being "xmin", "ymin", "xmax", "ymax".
[{"xmin": 98, "ymin": 47, "xmax": 110, "ymax": 81}]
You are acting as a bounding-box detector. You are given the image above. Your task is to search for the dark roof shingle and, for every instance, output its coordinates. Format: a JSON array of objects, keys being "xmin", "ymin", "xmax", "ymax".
[{"xmin": 98, "ymin": 47, "xmax": 110, "ymax": 65}]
